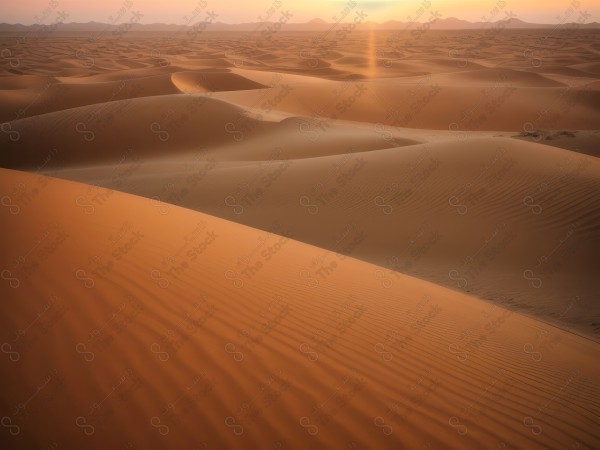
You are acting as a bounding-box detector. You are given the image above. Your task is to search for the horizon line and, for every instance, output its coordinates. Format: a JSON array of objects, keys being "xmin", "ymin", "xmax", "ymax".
[{"xmin": 2, "ymin": 16, "xmax": 599, "ymax": 28}]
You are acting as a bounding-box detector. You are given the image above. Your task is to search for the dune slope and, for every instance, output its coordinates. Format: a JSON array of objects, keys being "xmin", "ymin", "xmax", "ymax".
[
  {"xmin": 0, "ymin": 168, "xmax": 599, "ymax": 449},
  {"xmin": 22, "ymin": 134, "xmax": 600, "ymax": 340}
]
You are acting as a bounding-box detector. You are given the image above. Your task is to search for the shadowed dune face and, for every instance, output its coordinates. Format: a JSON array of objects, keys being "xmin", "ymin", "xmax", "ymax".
[
  {"xmin": 171, "ymin": 71, "xmax": 268, "ymax": 93},
  {"xmin": 1, "ymin": 27, "xmax": 599, "ymax": 450}
]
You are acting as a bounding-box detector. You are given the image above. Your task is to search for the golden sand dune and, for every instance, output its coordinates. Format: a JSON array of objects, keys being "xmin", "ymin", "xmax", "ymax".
[
  {"xmin": 1, "ymin": 93, "xmax": 432, "ymax": 169},
  {"xmin": 34, "ymin": 135, "xmax": 600, "ymax": 339},
  {"xmin": 1, "ymin": 168, "xmax": 598, "ymax": 449},
  {"xmin": 210, "ymin": 69, "xmax": 600, "ymax": 131},
  {"xmin": 0, "ymin": 29, "xmax": 598, "ymax": 449},
  {"xmin": 1, "ymin": 37, "xmax": 598, "ymax": 339},
  {"xmin": 0, "ymin": 68, "xmax": 275, "ymax": 122}
]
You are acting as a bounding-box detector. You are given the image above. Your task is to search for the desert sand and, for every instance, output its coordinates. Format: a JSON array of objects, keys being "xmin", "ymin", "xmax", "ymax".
[{"xmin": 1, "ymin": 28, "xmax": 599, "ymax": 449}]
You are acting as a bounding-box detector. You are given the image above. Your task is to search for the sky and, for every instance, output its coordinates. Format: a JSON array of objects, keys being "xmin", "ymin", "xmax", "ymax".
[{"xmin": 1, "ymin": 0, "xmax": 598, "ymax": 25}]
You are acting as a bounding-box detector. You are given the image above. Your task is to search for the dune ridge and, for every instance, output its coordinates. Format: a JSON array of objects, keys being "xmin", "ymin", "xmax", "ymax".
[{"xmin": 3, "ymin": 123, "xmax": 597, "ymax": 339}]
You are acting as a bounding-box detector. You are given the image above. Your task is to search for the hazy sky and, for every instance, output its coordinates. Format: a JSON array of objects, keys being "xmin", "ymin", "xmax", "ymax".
[{"xmin": 2, "ymin": 0, "xmax": 598, "ymax": 25}]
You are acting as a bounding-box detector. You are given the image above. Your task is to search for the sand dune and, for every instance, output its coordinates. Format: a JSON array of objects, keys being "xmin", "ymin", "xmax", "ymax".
[
  {"xmin": 1, "ymin": 30, "xmax": 598, "ymax": 340},
  {"xmin": 572, "ymin": 61, "xmax": 600, "ymax": 75},
  {"xmin": 210, "ymin": 69, "xmax": 600, "ymax": 131},
  {"xmin": 1, "ymin": 168, "xmax": 598, "ymax": 449},
  {"xmin": 0, "ymin": 28, "xmax": 599, "ymax": 449},
  {"xmin": 35, "ymin": 135, "xmax": 600, "ymax": 340},
  {"xmin": 171, "ymin": 71, "xmax": 268, "ymax": 93},
  {"xmin": 0, "ymin": 68, "xmax": 274, "ymax": 122},
  {"xmin": 515, "ymin": 130, "xmax": 600, "ymax": 157},
  {"xmin": 0, "ymin": 74, "xmax": 57, "ymax": 90},
  {"xmin": 2, "ymin": 30, "xmax": 599, "ymax": 131},
  {"xmin": 0, "ymin": 74, "xmax": 181, "ymax": 122},
  {"xmin": 0, "ymin": 95, "xmax": 277, "ymax": 167},
  {"xmin": 440, "ymin": 68, "xmax": 566, "ymax": 87}
]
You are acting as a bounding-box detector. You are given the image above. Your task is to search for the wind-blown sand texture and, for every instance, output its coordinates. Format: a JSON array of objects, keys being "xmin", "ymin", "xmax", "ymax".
[{"xmin": 1, "ymin": 29, "xmax": 599, "ymax": 449}]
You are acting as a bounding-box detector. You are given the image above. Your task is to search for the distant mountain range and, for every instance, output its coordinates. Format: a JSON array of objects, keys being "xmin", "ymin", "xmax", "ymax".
[{"xmin": 1, "ymin": 17, "xmax": 598, "ymax": 33}]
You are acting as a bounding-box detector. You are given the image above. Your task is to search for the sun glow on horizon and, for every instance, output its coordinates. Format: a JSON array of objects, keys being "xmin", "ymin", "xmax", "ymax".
[{"xmin": 1, "ymin": 0, "xmax": 598, "ymax": 25}]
